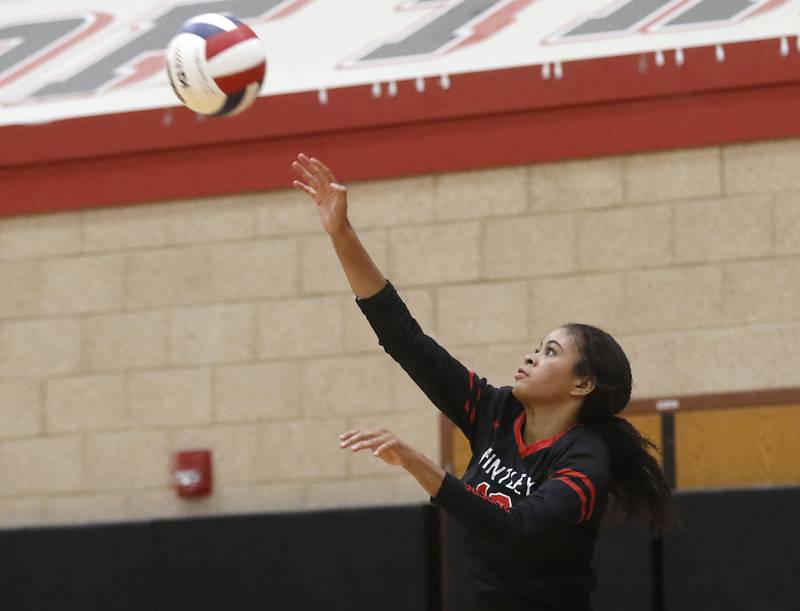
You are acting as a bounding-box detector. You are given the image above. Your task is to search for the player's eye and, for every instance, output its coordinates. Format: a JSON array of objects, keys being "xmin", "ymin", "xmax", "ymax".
[{"xmin": 546, "ymin": 346, "xmax": 556, "ymax": 356}]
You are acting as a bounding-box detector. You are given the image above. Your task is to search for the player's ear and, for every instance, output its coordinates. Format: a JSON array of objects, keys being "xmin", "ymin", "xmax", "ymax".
[{"xmin": 571, "ymin": 376, "xmax": 595, "ymax": 397}]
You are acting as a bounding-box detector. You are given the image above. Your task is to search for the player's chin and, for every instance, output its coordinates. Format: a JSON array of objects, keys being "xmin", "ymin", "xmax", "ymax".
[{"xmin": 511, "ymin": 380, "xmax": 530, "ymax": 399}]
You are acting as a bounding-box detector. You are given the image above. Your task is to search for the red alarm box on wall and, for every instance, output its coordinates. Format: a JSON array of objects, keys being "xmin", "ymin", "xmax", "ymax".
[{"xmin": 173, "ymin": 449, "xmax": 213, "ymax": 498}]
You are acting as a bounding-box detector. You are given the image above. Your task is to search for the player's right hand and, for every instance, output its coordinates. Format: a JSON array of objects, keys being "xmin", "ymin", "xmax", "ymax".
[{"xmin": 291, "ymin": 153, "xmax": 349, "ymax": 236}]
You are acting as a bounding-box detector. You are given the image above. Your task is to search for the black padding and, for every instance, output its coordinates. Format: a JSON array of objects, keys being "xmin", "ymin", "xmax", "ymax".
[
  {"xmin": 441, "ymin": 515, "xmax": 474, "ymax": 611},
  {"xmin": 0, "ymin": 505, "xmax": 438, "ymax": 611},
  {"xmin": 591, "ymin": 521, "xmax": 653, "ymax": 611},
  {"xmin": 664, "ymin": 487, "xmax": 800, "ymax": 611},
  {"xmin": 8, "ymin": 522, "xmax": 153, "ymax": 611},
  {"xmin": 3, "ymin": 489, "xmax": 799, "ymax": 611},
  {"xmin": 441, "ymin": 513, "xmax": 653, "ymax": 611},
  {"xmin": 0, "ymin": 529, "xmax": 28, "ymax": 611}
]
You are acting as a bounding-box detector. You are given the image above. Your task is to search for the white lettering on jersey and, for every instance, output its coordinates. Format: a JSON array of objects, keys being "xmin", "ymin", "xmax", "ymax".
[
  {"xmin": 487, "ymin": 457, "xmax": 505, "ymax": 480},
  {"xmin": 497, "ymin": 467, "xmax": 515, "ymax": 485},
  {"xmin": 478, "ymin": 446, "xmax": 536, "ymax": 495},
  {"xmin": 510, "ymin": 472, "xmax": 527, "ymax": 494}
]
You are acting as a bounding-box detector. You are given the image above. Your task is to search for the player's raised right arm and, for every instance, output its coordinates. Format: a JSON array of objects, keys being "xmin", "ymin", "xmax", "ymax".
[
  {"xmin": 291, "ymin": 153, "xmax": 385, "ymax": 299},
  {"xmin": 291, "ymin": 154, "xmax": 492, "ymax": 441}
]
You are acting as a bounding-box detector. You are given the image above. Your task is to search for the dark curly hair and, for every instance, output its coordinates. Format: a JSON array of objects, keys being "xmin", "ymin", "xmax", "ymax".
[{"xmin": 563, "ymin": 323, "xmax": 674, "ymax": 533}]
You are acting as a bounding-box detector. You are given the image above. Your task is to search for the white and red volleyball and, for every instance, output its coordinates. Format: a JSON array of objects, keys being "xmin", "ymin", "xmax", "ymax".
[{"xmin": 165, "ymin": 13, "xmax": 266, "ymax": 117}]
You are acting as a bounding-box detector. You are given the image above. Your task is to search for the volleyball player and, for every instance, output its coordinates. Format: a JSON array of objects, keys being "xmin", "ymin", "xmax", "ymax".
[{"xmin": 292, "ymin": 154, "xmax": 673, "ymax": 611}]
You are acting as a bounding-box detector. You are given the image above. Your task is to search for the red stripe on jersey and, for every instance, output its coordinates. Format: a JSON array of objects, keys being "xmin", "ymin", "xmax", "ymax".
[
  {"xmin": 468, "ymin": 370, "xmax": 474, "ymax": 390},
  {"xmin": 463, "ymin": 399, "xmax": 470, "ymax": 414},
  {"xmin": 214, "ymin": 63, "xmax": 265, "ymax": 96},
  {"xmin": 556, "ymin": 469, "xmax": 597, "ymax": 519},
  {"xmin": 205, "ymin": 27, "xmax": 258, "ymax": 61},
  {"xmin": 513, "ymin": 412, "xmax": 578, "ymax": 458},
  {"xmin": 553, "ymin": 476, "xmax": 588, "ymax": 523}
]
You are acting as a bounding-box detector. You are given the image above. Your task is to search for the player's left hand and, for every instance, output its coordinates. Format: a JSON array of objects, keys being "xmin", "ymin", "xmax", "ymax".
[{"xmin": 339, "ymin": 429, "xmax": 414, "ymax": 468}]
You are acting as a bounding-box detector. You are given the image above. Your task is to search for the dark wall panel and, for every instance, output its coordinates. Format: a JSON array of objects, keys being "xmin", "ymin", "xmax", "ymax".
[
  {"xmin": 13, "ymin": 523, "xmax": 153, "ymax": 611},
  {"xmin": 0, "ymin": 505, "xmax": 438, "ymax": 611},
  {"xmin": 2, "ymin": 489, "xmax": 799, "ymax": 611},
  {"xmin": 664, "ymin": 487, "xmax": 800, "ymax": 611},
  {"xmin": 591, "ymin": 522, "xmax": 653, "ymax": 611},
  {"xmin": 441, "ymin": 514, "xmax": 652, "ymax": 611}
]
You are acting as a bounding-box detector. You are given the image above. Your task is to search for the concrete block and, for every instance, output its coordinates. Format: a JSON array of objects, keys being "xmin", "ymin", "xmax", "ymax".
[
  {"xmin": 437, "ymin": 281, "xmax": 528, "ymax": 345},
  {"xmin": 624, "ymin": 266, "xmax": 724, "ymax": 332},
  {"xmin": 217, "ymin": 482, "xmax": 306, "ymax": 514},
  {"xmin": 625, "ymin": 147, "xmax": 721, "ymax": 203},
  {"xmin": 577, "ymin": 205, "xmax": 672, "ymax": 271},
  {"xmin": 390, "ymin": 222, "xmax": 481, "ymax": 285},
  {"xmin": 530, "ymin": 157, "xmax": 624, "ymax": 211},
  {"xmin": 0, "ymin": 436, "xmax": 82, "ymax": 495},
  {"xmin": 529, "ymin": 273, "xmax": 627, "ymax": 340},
  {"xmin": 302, "ymin": 354, "xmax": 394, "ymax": 416},
  {"xmin": 129, "ymin": 369, "xmax": 212, "ymax": 427},
  {"xmin": 774, "ymin": 193, "xmax": 800, "ymax": 255},
  {"xmin": 257, "ymin": 296, "xmax": 343, "ymax": 358},
  {"xmin": 0, "ymin": 212, "xmax": 81, "ymax": 260},
  {"xmin": 723, "ymin": 139, "xmax": 800, "ymax": 194},
  {"xmin": 435, "ymin": 166, "xmax": 528, "ymax": 220},
  {"xmin": 0, "ymin": 318, "xmax": 82, "ymax": 377},
  {"xmin": 671, "ymin": 324, "xmax": 800, "ymax": 395},
  {"xmin": 43, "ymin": 494, "xmax": 129, "ymax": 526},
  {"xmin": 214, "ymin": 362, "xmax": 302, "ymax": 422},
  {"xmin": 258, "ymin": 418, "xmax": 349, "ymax": 480},
  {"xmin": 83, "ymin": 203, "xmax": 169, "ymax": 252},
  {"xmin": 84, "ymin": 311, "xmax": 168, "ymax": 371},
  {"xmin": 42, "ymin": 255, "xmax": 125, "ymax": 314},
  {"xmin": 210, "ymin": 239, "xmax": 297, "ymax": 300},
  {"xmin": 165, "ymin": 195, "xmax": 256, "ymax": 244},
  {"xmin": 46, "ymin": 374, "xmax": 127, "ymax": 433},
  {"xmin": 349, "ymin": 175, "xmax": 436, "ymax": 227},
  {"xmin": 617, "ymin": 333, "xmax": 677, "ymax": 399},
  {"xmin": 254, "ymin": 190, "xmax": 321, "ymax": 237},
  {"xmin": 0, "ymin": 380, "xmax": 41, "ymax": 438},
  {"xmin": 126, "ymin": 247, "xmax": 213, "ymax": 308},
  {"xmin": 84, "ymin": 431, "xmax": 170, "ymax": 491},
  {"xmin": 169, "ymin": 304, "xmax": 255, "ymax": 365},
  {"xmin": 304, "ymin": 475, "xmax": 406, "ymax": 510},
  {"xmin": 0, "ymin": 261, "xmax": 41, "ymax": 319},
  {"xmin": 0, "ymin": 498, "xmax": 44, "ymax": 528},
  {"xmin": 484, "ymin": 214, "xmax": 576, "ymax": 279},
  {"xmin": 674, "ymin": 195, "xmax": 772, "ymax": 263},
  {"xmin": 723, "ymin": 259, "xmax": 800, "ymax": 325}
]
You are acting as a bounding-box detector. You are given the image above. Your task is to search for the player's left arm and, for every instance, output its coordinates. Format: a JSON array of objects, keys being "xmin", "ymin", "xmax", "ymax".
[
  {"xmin": 340, "ymin": 428, "xmax": 610, "ymax": 551},
  {"xmin": 431, "ymin": 434, "xmax": 611, "ymax": 550},
  {"xmin": 340, "ymin": 428, "xmax": 447, "ymax": 495}
]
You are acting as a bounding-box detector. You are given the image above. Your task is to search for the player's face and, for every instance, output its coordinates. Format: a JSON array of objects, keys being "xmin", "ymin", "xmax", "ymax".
[{"xmin": 512, "ymin": 328, "xmax": 586, "ymax": 406}]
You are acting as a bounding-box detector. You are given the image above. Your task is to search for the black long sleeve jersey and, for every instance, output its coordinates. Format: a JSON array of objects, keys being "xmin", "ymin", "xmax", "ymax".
[{"xmin": 357, "ymin": 281, "xmax": 611, "ymax": 611}]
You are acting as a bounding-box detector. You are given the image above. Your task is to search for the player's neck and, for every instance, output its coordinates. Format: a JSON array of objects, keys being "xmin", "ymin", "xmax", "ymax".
[{"xmin": 522, "ymin": 403, "xmax": 579, "ymax": 447}]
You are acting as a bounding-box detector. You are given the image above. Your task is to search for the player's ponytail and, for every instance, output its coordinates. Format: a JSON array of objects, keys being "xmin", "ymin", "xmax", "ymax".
[{"xmin": 563, "ymin": 323, "xmax": 674, "ymax": 533}]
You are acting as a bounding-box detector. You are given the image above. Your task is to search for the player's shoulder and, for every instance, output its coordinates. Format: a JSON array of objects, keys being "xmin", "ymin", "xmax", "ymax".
[{"xmin": 557, "ymin": 424, "xmax": 609, "ymax": 457}]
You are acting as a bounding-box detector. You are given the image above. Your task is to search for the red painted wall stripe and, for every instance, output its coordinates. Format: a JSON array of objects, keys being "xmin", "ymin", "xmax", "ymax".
[{"xmin": 2, "ymin": 37, "xmax": 800, "ymax": 217}]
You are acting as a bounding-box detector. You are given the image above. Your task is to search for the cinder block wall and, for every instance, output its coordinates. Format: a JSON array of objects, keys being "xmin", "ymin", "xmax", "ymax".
[{"xmin": 0, "ymin": 140, "xmax": 798, "ymax": 528}]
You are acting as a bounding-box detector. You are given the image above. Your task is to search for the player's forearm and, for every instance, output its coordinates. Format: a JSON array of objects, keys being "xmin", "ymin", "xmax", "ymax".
[
  {"xmin": 328, "ymin": 223, "xmax": 386, "ymax": 299},
  {"xmin": 402, "ymin": 449, "xmax": 446, "ymax": 497}
]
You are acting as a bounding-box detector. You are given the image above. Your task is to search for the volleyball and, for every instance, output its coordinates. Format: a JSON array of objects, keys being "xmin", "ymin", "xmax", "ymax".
[{"xmin": 165, "ymin": 13, "xmax": 266, "ymax": 117}]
